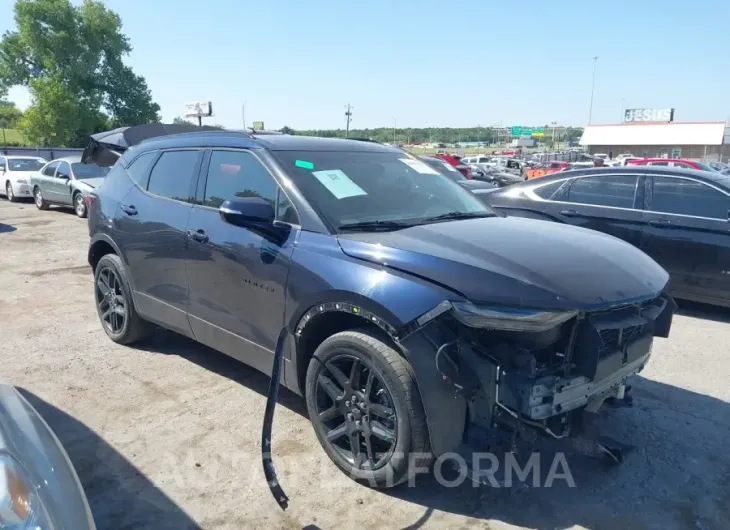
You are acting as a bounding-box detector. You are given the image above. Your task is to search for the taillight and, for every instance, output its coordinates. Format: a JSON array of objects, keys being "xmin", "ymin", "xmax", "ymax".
[
  {"xmin": 465, "ymin": 167, "xmax": 473, "ymax": 179},
  {"xmin": 84, "ymin": 194, "xmax": 96, "ymax": 210}
]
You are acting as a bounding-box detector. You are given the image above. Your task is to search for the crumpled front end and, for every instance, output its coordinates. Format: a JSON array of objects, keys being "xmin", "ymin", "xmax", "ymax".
[{"xmin": 398, "ymin": 293, "xmax": 676, "ymax": 462}]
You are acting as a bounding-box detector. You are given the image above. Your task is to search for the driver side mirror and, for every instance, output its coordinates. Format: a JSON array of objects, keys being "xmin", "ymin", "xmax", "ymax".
[
  {"xmin": 219, "ymin": 197, "xmax": 275, "ymax": 227},
  {"xmin": 0, "ymin": 164, "xmax": 5, "ymax": 172}
]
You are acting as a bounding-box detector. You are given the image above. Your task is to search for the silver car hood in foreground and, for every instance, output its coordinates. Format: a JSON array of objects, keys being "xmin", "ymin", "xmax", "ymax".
[{"xmin": 0, "ymin": 383, "xmax": 95, "ymax": 529}]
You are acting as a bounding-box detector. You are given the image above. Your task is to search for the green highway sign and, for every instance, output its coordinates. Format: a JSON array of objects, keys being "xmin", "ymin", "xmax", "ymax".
[
  {"xmin": 510, "ymin": 126, "xmax": 522, "ymax": 137},
  {"xmin": 522, "ymin": 127, "xmax": 533, "ymax": 136}
]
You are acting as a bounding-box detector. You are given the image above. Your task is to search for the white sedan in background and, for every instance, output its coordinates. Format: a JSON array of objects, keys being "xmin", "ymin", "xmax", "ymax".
[{"xmin": 0, "ymin": 155, "xmax": 47, "ymax": 202}]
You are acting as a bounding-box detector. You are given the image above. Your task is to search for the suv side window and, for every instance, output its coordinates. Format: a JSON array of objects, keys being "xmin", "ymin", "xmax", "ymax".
[
  {"xmin": 126, "ymin": 152, "xmax": 158, "ymax": 189},
  {"xmin": 652, "ymin": 176, "xmax": 730, "ymax": 219},
  {"xmin": 567, "ymin": 175, "xmax": 638, "ymax": 208},
  {"xmin": 203, "ymin": 150, "xmax": 278, "ymax": 209},
  {"xmin": 147, "ymin": 150, "xmax": 201, "ymax": 202},
  {"xmin": 42, "ymin": 161, "xmax": 59, "ymax": 176},
  {"xmin": 56, "ymin": 161, "xmax": 71, "ymax": 179}
]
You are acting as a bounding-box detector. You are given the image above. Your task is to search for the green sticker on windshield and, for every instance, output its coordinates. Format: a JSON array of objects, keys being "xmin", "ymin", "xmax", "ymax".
[{"xmin": 295, "ymin": 159, "xmax": 314, "ymax": 170}]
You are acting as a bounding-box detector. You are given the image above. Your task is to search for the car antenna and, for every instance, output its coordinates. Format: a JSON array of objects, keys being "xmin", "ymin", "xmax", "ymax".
[{"xmin": 261, "ymin": 331, "xmax": 290, "ymax": 510}]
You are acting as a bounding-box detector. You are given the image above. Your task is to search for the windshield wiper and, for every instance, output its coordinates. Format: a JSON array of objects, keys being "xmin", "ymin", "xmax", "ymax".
[
  {"xmin": 338, "ymin": 220, "xmax": 414, "ymax": 232},
  {"xmin": 419, "ymin": 211, "xmax": 495, "ymax": 223}
]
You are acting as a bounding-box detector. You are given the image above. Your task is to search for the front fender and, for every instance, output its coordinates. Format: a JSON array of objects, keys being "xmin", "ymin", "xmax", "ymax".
[{"xmin": 287, "ymin": 232, "xmax": 468, "ymax": 455}]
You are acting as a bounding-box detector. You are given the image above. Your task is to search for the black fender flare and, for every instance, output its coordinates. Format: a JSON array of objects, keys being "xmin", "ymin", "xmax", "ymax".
[
  {"xmin": 293, "ymin": 297, "xmax": 467, "ymax": 457},
  {"xmin": 87, "ymin": 234, "xmax": 137, "ymax": 292}
]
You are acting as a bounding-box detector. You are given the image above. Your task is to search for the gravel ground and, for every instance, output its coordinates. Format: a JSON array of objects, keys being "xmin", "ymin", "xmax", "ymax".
[{"xmin": 1, "ymin": 199, "xmax": 729, "ymax": 530}]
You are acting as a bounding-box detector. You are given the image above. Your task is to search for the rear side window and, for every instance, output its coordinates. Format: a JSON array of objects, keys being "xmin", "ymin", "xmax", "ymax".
[
  {"xmin": 147, "ymin": 150, "xmax": 200, "ymax": 203},
  {"xmin": 126, "ymin": 152, "xmax": 158, "ymax": 188},
  {"xmin": 203, "ymin": 150, "xmax": 278, "ymax": 208},
  {"xmin": 652, "ymin": 177, "xmax": 730, "ymax": 219},
  {"xmin": 567, "ymin": 175, "xmax": 638, "ymax": 208},
  {"xmin": 534, "ymin": 180, "xmax": 565, "ymax": 200}
]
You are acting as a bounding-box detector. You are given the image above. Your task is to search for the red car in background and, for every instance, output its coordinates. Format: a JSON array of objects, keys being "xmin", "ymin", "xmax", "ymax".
[
  {"xmin": 627, "ymin": 158, "xmax": 719, "ymax": 172},
  {"xmin": 433, "ymin": 154, "xmax": 473, "ymax": 179}
]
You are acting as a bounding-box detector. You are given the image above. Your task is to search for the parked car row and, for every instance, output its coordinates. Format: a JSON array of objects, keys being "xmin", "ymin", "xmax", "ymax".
[{"xmin": 1, "ymin": 154, "xmax": 109, "ymax": 218}]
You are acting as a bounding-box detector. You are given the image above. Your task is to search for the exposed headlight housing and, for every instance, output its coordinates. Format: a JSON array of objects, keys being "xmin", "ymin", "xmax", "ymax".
[
  {"xmin": 451, "ymin": 301, "xmax": 577, "ymax": 332},
  {"xmin": 0, "ymin": 453, "xmax": 54, "ymax": 530}
]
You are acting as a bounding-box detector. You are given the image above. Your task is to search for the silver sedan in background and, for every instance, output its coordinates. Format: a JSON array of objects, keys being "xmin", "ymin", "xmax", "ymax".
[
  {"xmin": 30, "ymin": 157, "xmax": 110, "ymax": 218},
  {"xmin": 0, "ymin": 383, "xmax": 94, "ymax": 529}
]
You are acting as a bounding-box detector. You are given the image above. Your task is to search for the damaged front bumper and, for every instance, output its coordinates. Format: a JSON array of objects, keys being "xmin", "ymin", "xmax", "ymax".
[{"xmin": 400, "ymin": 292, "xmax": 676, "ymax": 457}]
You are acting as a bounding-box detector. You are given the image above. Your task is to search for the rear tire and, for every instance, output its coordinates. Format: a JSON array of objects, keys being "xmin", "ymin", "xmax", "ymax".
[
  {"xmin": 94, "ymin": 254, "xmax": 153, "ymax": 344},
  {"xmin": 34, "ymin": 187, "xmax": 49, "ymax": 210},
  {"xmin": 73, "ymin": 192, "xmax": 87, "ymax": 218},
  {"xmin": 305, "ymin": 328, "xmax": 432, "ymax": 488}
]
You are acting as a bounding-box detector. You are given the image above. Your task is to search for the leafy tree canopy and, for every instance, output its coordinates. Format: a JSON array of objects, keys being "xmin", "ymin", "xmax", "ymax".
[{"xmin": 0, "ymin": 0, "xmax": 160, "ymax": 146}]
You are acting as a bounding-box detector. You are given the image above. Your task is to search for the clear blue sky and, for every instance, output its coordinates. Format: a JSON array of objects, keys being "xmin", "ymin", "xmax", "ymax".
[{"xmin": 3, "ymin": 0, "xmax": 730, "ymax": 129}]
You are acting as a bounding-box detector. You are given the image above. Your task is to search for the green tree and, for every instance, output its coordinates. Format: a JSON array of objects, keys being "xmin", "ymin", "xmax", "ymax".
[
  {"xmin": 0, "ymin": 0, "xmax": 160, "ymax": 146},
  {"xmin": 0, "ymin": 101, "xmax": 23, "ymax": 129}
]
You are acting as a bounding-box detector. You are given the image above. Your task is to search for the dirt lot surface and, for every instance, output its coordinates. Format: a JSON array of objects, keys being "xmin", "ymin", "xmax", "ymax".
[{"xmin": 1, "ymin": 199, "xmax": 729, "ymax": 530}]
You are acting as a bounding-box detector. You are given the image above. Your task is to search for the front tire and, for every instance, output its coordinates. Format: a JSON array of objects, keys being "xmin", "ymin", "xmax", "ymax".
[
  {"xmin": 94, "ymin": 254, "xmax": 153, "ymax": 344},
  {"xmin": 305, "ymin": 329, "xmax": 432, "ymax": 488},
  {"xmin": 73, "ymin": 192, "xmax": 87, "ymax": 218},
  {"xmin": 6, "ymin": 181, "xmax": 18, "ymax": 203},
  {"xmin": 34, "ymin": 187, "xmax": 49, "ymax": 210}
]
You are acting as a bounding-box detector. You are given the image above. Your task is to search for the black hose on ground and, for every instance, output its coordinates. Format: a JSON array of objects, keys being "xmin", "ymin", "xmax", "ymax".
[{"xmin": 261, "ymin": 331, "xmax": 290, "ymax": 510}]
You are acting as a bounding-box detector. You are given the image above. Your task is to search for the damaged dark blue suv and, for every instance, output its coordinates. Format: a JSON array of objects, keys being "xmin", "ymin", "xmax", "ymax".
[{"xmin": 85, "ymin": 128, "xmax": 674, "ymax": 500}]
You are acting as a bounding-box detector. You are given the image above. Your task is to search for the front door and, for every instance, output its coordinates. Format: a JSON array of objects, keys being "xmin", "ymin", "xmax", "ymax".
[
  {"xmin": 542, "ymin": 173, "xmax": 646, "ymax": 247},
  {"xmin": 115, "ymin": 149, "xmax": 203, "ymax": 336},
  {"xmin": 640, "ymin": 174, "xmax": 730, "ymax": 304},
  {"xmin": 185, "ymin": 149, "xmax": 297, "ymax": 375}
]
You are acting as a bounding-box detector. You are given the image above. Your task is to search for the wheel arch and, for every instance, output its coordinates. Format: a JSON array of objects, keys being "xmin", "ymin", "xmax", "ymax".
[
  {"xmin": 291, "ymin": 295, "xmax": 403, "ymax": 397},
  {"xmin": 88, "ymin": 234, "xmax": 124, "ymax": 273}
]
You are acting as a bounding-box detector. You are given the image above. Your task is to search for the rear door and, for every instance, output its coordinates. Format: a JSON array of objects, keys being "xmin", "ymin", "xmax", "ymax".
[
  {"xmin": 35, "ymin": 161, "xmax": 59, "ymax": 200},
  {"xmin": 52, "ymin": 161, "xmax": 73, "ymax": 205},
  {"xmin": 640, "ymin": 175, "xmax": 730, "ymax": 304},
  {"xmin": 115, "ymin": 149, "xmax": 203, "ymax": 336},
  {"xmin": 541, "ymin": 173, "xmax": 646, "ymax": 247}
]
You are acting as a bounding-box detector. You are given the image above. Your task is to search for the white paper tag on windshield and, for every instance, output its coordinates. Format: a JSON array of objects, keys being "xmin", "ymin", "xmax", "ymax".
[
  {"xmin": 399, "ymin": 158, "xmax": 441, "ymax": 175},
  {"xmin": 312, "ymin": 169, "xmax": 367, "ymax": 199}
]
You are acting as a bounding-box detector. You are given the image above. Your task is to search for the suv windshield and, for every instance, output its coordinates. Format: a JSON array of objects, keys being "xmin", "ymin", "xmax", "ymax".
[
  {"xmin": 72, "ymin": 163, "xmax": 110, "ymax": 179},
  {"xmin": 8, "ymin": 158, "xmax": 44, "ymax": 171},
  {"xmin": 272, "ymin": 150, "xmax": 493, "ymax": 230}
]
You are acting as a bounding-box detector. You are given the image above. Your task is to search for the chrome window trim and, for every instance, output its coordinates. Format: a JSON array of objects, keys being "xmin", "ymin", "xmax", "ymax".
[{"xmin": 525, "ymin": 173, "xmax": 642, "ymax": 213}]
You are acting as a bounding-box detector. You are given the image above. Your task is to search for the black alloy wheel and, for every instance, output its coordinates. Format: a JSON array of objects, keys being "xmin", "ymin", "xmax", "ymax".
[
  {"xmin": 306, "ymin": 329, "xmax": 431, "ymax": 487},
  {"xmin": 313, "ymin": 354, "xmax": 398, "ymax": 470},
  {"xmin": 95, "ymin": 266, "xmax": 126, "ymax": 335}
]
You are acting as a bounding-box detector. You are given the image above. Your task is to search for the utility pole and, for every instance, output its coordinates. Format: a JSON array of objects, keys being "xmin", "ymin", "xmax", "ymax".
[
  {"xmin": 242, "ymin": 102, "xmax": 247, "ymax": 129},
  {"xmin": 344, "ymin": 104, "xmax": 353, "ymax": 138},
  {"xmin": 588, "ymin": 56, "xmax": 598, "ymax": 124},
  {"xmin": 393, "ymin": 118, "xmax": 397, "ymax": 144}
]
